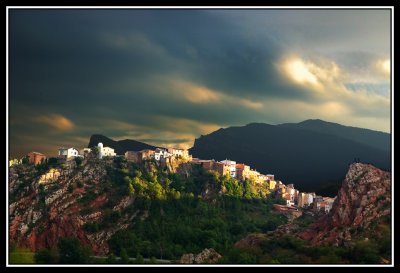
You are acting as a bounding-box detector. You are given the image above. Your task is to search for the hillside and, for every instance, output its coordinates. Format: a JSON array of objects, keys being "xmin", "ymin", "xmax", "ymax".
[
  {"xmin": 8, "ymin": 157, "xmax": 391, "ymax": 264},
  {"xmin": 9, "ymin": 156, "xmax": 285, "ymax": 262},
  {"xmin": 279, "ymin": 119, "xmax": 390, "ymax": 153},
  {"xmin": 189, "ymin": 120, "xmax": 390, "ymax": 192},
  {"xmin": 298, "ymin": 163, "xmax": 391, "ymax": 246},
  {"xmin": 88, "ymin": 134, "xmax": 157, "ymax": 155},
  {"xmin": 221, "ymin": 163, "xmax": 391, "ymax": 264}
]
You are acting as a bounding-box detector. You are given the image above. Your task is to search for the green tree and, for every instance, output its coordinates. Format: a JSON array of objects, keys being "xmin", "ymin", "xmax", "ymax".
[
  {"xmin": 21, "ymin": 156, "xmax": 29, "ymax": 165},
  {"xmin": 76, "ymin": 180, "xmax": 84, "ymax": 188},
  {"xmin": 127, "ymin": 183, "xmax": 135, "ymax": 196},
  {"xmin": 34, "ymin": 248, "xmax": 59, "ymax": 264},
  {"xmin": 58, "ymin": 237, "xmax": 91, "ymax": 264},
  {"xmin": 120, "ymin": 248, "xmax": 129, "ymax": 264},
  {"xmin": 135, "ymin": 254, "xmax": 144, "ymax": 264},
  {"xmin": 74, "ymin": 157, "xmax": 83, "ymax": 167},
  {"xmin": 350, "ymin": 240, "xmax": 380, "ymax": 264},
  {"xmin": 106, "ymin": 253, "xmax": 117, "ymax": 264},
  {"xmin": 91, "ymin": 146, "xmax": 99, "ymax": 158}
]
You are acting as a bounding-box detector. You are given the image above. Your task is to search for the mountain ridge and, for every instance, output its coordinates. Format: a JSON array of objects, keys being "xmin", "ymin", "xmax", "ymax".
[
  {"xmin": 189, "ymin": 119, "xmax": 390, "ymax": 192},
  {"xmin": 87, "ymin": 134, "xmax": 157, "ymax": 155}
]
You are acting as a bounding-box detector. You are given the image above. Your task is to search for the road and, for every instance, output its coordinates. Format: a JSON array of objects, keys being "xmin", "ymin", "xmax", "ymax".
[{"xmin": 91, "ymin": 255, "xmax": 173, "ymax": 264}]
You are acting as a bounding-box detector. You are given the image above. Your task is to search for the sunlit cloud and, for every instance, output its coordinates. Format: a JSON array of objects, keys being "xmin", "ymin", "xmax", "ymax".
[
  {"xmin": 169, "ymin": 79, "xmax": 263, "ymax": 110},
  {"xmin": 239, "ymin": 99, "xmax": 263, "ymax": 110},
  {"xmin": 282, "ymin": 58, "xmax": 320, "ymax": 86},
  {"xmin": 277, "ymin": 55, "xmax": 343, "ymax": 93},
  {"xmin": 107, "ymin": 115, "xmax": 223, "ymax": 150},
  {"xmin": 33, "ymin": 114, "xmax": 75, "ymax": 131},
  {"xmin": 170, "ymin": 80, "xmax": 221, "ymax": 104},
  {"xmin": 375, "ymin": 58, "xmax": 391, "ymax": 77}
]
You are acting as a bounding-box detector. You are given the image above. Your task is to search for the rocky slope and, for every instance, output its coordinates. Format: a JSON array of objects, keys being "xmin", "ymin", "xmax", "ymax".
[
  {"xmin": 298, "ymin": 163, "xmax": 391, "ymax": 246},
  {"xmin": 9, "ymin": 158, "xmax": 136, "ymax": 255},
  {"xmin": 180, "ymin": 248, "xmax": 222, "ymax": 264}
]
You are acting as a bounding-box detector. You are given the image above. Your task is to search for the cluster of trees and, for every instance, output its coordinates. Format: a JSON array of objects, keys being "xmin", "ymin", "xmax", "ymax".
[
  {"xmin": 35, "ymin": 237, "xmax": 91, "ymax": 264},
  {"xmin": 107, "ymin": 196, "xmax": 287, "ymax": 261},
  {"xmin": 221, "ymin": 233, "xmax": 387, "ymax": 264},
  {"xmin": 99, "ymin": 158, "xmax": 286, "ymax": 261},
  {"xmin": 106, "ymin": 157, "xmax": 273, "ymax": 203}
]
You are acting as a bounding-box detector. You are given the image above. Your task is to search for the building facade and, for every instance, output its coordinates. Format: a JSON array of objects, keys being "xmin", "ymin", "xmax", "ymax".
[
  {"xmin": 97, "ymin": 142, "xmax": 116, "ymax": 159},
  {"xmin": 167, "ymin": 148, "xmax": 190, "ymax": 158},
  {"xmin": 219, "ymin": 160, "xmax": 236, "ymax": 178},
  {"xmin": 154, "ymin": 148, "xmax": 172, "ymax": 161},
  {"xmin": 27, "ymin": 152, "xmax": 46, "ymax": 165},
  {"xmin": 236, "ymin": 163, "xmax": 251, "ymax": 181},
  {"xmin": 58, "ymin": 147, "xmax": 79, "ymax": 159}
]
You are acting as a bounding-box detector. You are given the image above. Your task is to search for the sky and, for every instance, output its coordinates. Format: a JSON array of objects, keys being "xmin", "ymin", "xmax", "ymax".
[{"xmin": 8, "ymin": 9, "xmax": 391, "ymax": 158}]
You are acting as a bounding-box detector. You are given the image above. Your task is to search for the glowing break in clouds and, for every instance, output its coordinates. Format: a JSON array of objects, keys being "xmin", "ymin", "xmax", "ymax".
[
  {"xmin": 283, "ymin": 58, "xmax": 319, "ymax": 86},
  {"xmin": 169, "ymin": 79, "xmax": 263, "ymax": 110},
  {"xmin": 376, "ymin": 58, "xmax": 391, "ymax": 77},
  {"xmin": 170, "ymin": 79, "xmax": 221, "ymax": 104},
  {"xmin": 278, "ymin": 55, "xmax": 341, "ymax": 92},
  {"xmin": 33, "ymin": 114, "xmax": 75, "ymax": 131}
]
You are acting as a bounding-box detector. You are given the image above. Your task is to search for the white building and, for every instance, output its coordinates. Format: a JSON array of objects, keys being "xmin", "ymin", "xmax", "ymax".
[
  {"xmin": 219, "ymin": 159, "xmax": 236, "ymax": 178},
  {"xmin": 297, "ymin": 192, "xmax": 315, "ymax": 208},
  {"xmin": 154, "ymin": 148, "xmax": 172, "ymax": 161},
  {"xmin": 97, "ymin": 142, "xmax": 116, "ymax": 159},
  {"xmin": 323, "ymin": 197, "xmax": 336, "ymax": 213},
  {"xmin": 167, "ymin": 148, "xmax": 189, "ymax": 158},
  {"xmin": 286, "ymin": 200, "xmax": 295, "ymax": 206},
  {"xmin": 58, "ymin": 147, "xmax": 80, "ymax": 159}
]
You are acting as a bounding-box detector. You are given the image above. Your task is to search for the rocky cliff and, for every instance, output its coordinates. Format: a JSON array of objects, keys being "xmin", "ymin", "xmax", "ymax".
[
  {"xmin": 9, "ymin": 158, "xmax": 136, "ymax": 255},
  {"xmin": 298, "ymin": 163, "xmax": 391, "ymax": 246},
  {"xmin": 9, "ymin": 156, "xmax": 195, "ymax": 256}
]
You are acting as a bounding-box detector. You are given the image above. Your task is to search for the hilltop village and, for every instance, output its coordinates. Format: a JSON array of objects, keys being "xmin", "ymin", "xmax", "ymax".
[{"xmin": 10, "ymin": 142, "xmax": 335, "ymax": 214}]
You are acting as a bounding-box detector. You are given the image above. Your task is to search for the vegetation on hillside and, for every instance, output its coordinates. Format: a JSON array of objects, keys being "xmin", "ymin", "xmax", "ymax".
[{"xmin": 10, "ymin": 157, "xmax": 391, "ymax": 264}]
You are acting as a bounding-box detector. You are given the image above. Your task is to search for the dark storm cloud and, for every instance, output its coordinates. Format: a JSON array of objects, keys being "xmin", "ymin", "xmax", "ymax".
[{"xmin": 9, "ymin": 9, "xmax": 391, "ymax": 157}]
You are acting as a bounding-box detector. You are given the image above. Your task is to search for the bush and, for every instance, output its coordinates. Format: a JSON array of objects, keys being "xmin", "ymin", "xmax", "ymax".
[
  {"xmin": 120, "ymin": 248, "xmax": 130, "ymax": 264},
  {"xmin": 83, "ymin": 222, "xmax": 100, "ymax": 233},
  {"xmin": 106, "ymin": 253, "xmax": 117, "ymax": 264},
  {"xmin": 349, "ymin": 240, "xmax": 380, "ymax": 264},
  {"xmin": 35, "ymin": 248, "xmax": 59, "ymax": 264},
  {"xmin": 135, "ymin": 254, "xmax": 144, "ymax": 264},
  {"xmin": 74, "ymin": 157, "xmax": 83, "ymax": 167},
  {"xmin": 9, "ymin": 248, "xmax": 35, "ymax": 264},
  {"xmin": 58, "ymin": 237, "xmax": 92, "ymax": 264}
]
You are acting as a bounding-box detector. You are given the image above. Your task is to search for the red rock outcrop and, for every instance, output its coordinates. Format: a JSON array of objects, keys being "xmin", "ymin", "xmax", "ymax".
[
  {"xmin": 298, "ymin": 163, "xmax": 391, "ymax": 246},
  {"xmin": 9, "ymin": 159, "xmax": 135, "ymax": 255}
]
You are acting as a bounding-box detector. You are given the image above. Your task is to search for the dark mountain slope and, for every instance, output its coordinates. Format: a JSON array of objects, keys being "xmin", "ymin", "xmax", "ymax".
[
  {"xmin": 278, "ymin": 119, "xmax": 390, "ymax": 153},
  {"xmin": 189, "ymin": 122, "xmax": 390, "ymax": 191},
  {"xmin": 88, "ymin": 134, "xmax": 157, "ymax": 155}
]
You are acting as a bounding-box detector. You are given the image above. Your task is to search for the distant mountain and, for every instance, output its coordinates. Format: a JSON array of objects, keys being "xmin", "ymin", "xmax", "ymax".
[
  {"xmin": 88, "ymin": 134, "xmax": 157, "ymax": 155},
  {"xmin": 279, "ymin": 119, "xmax": 390, "ymax": 153},
  {"xmin": 189, "ymin": 120, "xmax": 390, "ymax": 192}
]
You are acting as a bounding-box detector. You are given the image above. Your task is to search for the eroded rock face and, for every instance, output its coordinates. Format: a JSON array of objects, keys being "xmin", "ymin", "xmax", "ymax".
[
  {"xmin": 9, "ymin": 159, "xmax": 136, "ymax": 255},
  {"xmin": 180, "ymin": 248, "xmax": 222, "ymax": 264},
  {"xmin": 234, "ymin": 233, "xmax": 267, "ymax": 249},
  {"xmin": 298, "ymin": 163, "xmax": 391, "ymax": 246}
]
